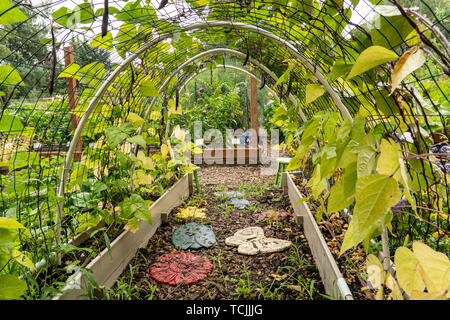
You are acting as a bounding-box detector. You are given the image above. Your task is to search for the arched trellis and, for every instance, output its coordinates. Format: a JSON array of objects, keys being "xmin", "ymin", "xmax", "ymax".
[
  {"xmin": 168, "ymin": 48, "xmax": 308, "ymax": 122},
  {"xmin": 161, "ymin": 64, "xmax": 299, "ymax": 141},
  {"xmin": 0, "ymin": 0, "xmax": 448, "ymax": 298},
  {"xmin": 55, "ymin": 20, "xmax": 357, "ymax": 252},
  {"xmin": 177, "ymin": 64, "xmax": 301, "ymax": 119},
  {"xmin": 138, "ymin": 47, "xmax": 309, "ymax": 141}
]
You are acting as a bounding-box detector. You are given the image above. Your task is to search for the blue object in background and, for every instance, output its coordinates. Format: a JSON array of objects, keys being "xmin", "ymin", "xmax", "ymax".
[
  {"xmin": 228, "ymin": 198, "xmax": 252, "ymax": 209},
  {"xmin": 240, "ymin": 132, "xmax": 252, "ymax": 146}
]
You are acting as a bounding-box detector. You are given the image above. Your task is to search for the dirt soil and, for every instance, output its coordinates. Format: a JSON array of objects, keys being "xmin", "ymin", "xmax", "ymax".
[{"xmin": 111, "ymin": 165, "xmax": 327, "ymax": 300}]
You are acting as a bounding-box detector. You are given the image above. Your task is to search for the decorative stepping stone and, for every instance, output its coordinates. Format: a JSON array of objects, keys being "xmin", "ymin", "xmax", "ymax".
[
  {"xmin": 213, "ymin": 190, "xmax": 245, "ymax": 198},
  {"xmin": 172, "ymin": 223, "xmax": 216, "ymax": 249},
  {"xmin": 149, "ymin": 252, "xmax": 212, "ymax": 285},
  {"xmin": 256, "ymin": 210, "xmax": 292, "ymax": 221},
  {"xmin": 176, "ymin": 206, "xmax": 207, "ymax": 219},
  {"xmin": 225, "ymin": 226, "xmax": 265, "ymax": 246},
  {"xmin": 237, "ymin": 238, "xmax": 292, "ymax": 255},
  {"xmin": 228, "ymin": 198, "xmax": 253, "ymax": 209},
  {"xmin": 225, "ymin": 226, "xmax": 292, "ymax": 255}
]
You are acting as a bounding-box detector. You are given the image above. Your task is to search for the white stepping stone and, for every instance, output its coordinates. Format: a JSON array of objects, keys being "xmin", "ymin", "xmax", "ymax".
[
  {"xmin": 237, "ymin": 238, "xmax": 292, "ymax": 255},
  {"xmin": 225, "ymin": 227, "xmax": 265, "ymax": 246},
  {"xmin": 225, "ymin": 226, "xmax": 292, "ymax": 255}
]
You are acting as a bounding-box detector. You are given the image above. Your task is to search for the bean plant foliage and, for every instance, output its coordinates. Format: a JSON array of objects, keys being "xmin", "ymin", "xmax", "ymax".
[{"xmin": 0, "ymin": 0, "xmax": 448, "ymax": 299}]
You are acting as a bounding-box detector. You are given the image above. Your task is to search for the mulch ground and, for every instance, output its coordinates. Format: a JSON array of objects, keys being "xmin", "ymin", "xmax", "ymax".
[{"xmin": 110, "ymin": 165, "xmax": 326, "ymax": 300}]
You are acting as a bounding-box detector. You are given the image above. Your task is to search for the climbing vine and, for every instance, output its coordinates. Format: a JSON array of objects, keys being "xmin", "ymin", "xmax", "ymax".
[{"xmin": 0, "ymin": 0, "xmax": 448, "ymax": 299}]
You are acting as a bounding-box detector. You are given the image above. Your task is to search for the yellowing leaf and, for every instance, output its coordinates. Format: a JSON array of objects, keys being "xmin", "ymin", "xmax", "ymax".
[
  {"xmin": 385, "ymin": 273, "xmax": 404, "ymax": 300},
  {"xmin": 270, "ymin": 273, "xmax": 288, "ymax": 281},
  {"xmin": 126, "ymin": 112, "xmax": 145, "ymax": 127},
  {"xmin": 340, "ymin": 174, "xmax": 401, "ymax": 255},
  {"xmin": 377, "ymin": 139, "xmax": 401, "ymax": 177},
  {"xmin": 395, "ymin": 246, "xmax": 425, "ymax": 296},
  {"xmin": 0, "ymin": 217, "xmax": 25, "ymax": 229},
  {"xmin": 366, "ymin": 254, "xmax": 385, "ymax": 290},
  {"xmin": 133, "ymin": 170, "xmax": 154, "ymax": 186},
  {"xmin": 137, "ymin": 151, "xmax": 154, "ymax": 170},
  {"xmin": 173, "ymin": 125, "xmax": 186, "ymax": 141},
  {"xmin": 390, "ymin": 46, "xmax": 426, "ymax": 94},
  {"xmin": 12, "ymin": 249, "xmax": 35, "ymax": 270},
  {"xmin": 305, "ymin": 84, "xmax": 325, "ymax": 105},
  {"xmin": 413, "ymin": 242, "xmax": 450, "ymax": 297},
  {"xmin": 410, "ymin": 290, "xmax": 447, "ymax": 300},
  {"xmin": 346, "ymin": 46, "xmax": 398, "ymax": 80},
  {"xmin": 377, "ymin": 139, "xmax": 415, "ymax": 209},
  {"xmin": 161, "ymin": 143, "xmax": 169, "ymax": 156},
  {"xmin": 306, "ymin": 164, "xmax": 327, "ymax": 199}
]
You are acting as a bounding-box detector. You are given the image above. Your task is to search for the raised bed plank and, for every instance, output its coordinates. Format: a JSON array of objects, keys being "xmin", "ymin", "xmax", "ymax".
[
  {"xmin": 283, "ymin": 172, "xmax": 353, "ymax": 300},
  {"xmin": 53, "ymin": 172, "xmax": 193, "ymax": 300}
]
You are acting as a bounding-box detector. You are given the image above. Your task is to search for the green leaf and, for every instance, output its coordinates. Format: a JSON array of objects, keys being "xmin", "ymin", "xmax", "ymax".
[
  {"xmin": 378, "ymin": 139, "xmax": 415, "ymax": 210},
  {"xmin": 305, "ymin": 84, "xmax": 325, "ymax": 105},
  {"xmin": 104, "ymin": 123, "xmax": 134, "ymax": 148},
  {"xmin": 119, "ymin": 194, "xmax": 151, "ymax": 225},
  {"xmin": 0, "ymin": 65, "xmax": 24, "ymax": 86},
  {"xmin": 374, "ymin": 89, "xmax": 399, "ymax": 115},
  {"xmin": 58, "ymin": 63, "xmax": 80, "ymax": 79},
  {"xmin": 0, "ymin": 274, "xmax": 27, "ymax": 299},
  {"xmin": 285, "ymin": 153, "xmax": 302, "ymax": 171},
  {"xmin": 357, "ymin": 134, "xmax": 378, "ymax": 177},
  {"xmin": 78, "ymin": 62, "xmax": 105, "ymax": 87},
  {"xmin": 274, "ymin": 64, "xmax": 295, "ymax": 88},
  {"xmin": 0, "ymin": 228, "xmax": 16, "ymax": 256},
  {"xmin": 371, "ymin": 12, "xmax": 417, "ymax": 50},
  {"xmin": 139, "ymin": 77, "xmax": 160, "ymax": 97},
  {"xmin": 0, "ymin": 0, "xmax": 27, "ymax": 25},
  {"xmin": 340, "ymin": 174, "xmax": 402, "ymax": 255},
  {"xmin": 12, "ymin": 249, "xmax": 35, "ymax": 270},
  {"xmin": 328, "ymin": 60, "xmax": 354, "ymax": 81},
  {"xmin": 306, "ymin": 164, "xmax": 327, "ymax": 199},
  {"xmin": 346, "ymin": 46, "xmax": 398, "ymax": 80},
  {"xmin": 327, "ymin": 162, "xmax": 357, "ymax": 213},
  {"xmin": 104, "ymin": 232, "xmax": 112, "ymax": 260},
  {"xmin": 90, "ymin": 32, "xmax": 113, "ymax": 51},
  {"xmin": 73, "ymin": 3, "xmax": 94, "ymax": 24},
  {"xmin": 0, "ymin": 113, "xmax": 24, "ymax": 134},
  {"xmin": 52, "ymin": 7, "xmax": 73, "ymax": 28},
  {"xmin": 105, "ymin": 126, "xmax": 127, "ymax": 148},
  {"xmin": 127, "ymin": 135, "xmax": 147, "ymax": 148},
  {"xmin": 194, "ymin": 0, "xmax": 210, "ymax": 5}
]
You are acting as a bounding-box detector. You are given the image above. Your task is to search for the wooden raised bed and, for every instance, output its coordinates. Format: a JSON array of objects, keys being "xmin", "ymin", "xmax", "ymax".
[
  {"xmin": 193, "ymin": 147, "xmax": 261, "ymax": 165},
  {"xmin": 282, "ymin": 172, "xmax": 353, "ymax": 300},
  {"xmin": 52, "ymin": 172, "xmax": 193, "ymax": 300}
]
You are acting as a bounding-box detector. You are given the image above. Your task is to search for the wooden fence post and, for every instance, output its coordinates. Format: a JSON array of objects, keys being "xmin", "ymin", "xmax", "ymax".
[
  {"xmin": 250, "ymin": 69, "xmax": 258, "ymax": 139},
  {"xmin": 250, "ymin": 69, "xmax": 259, "ymax": 163},
  {"xmin": 63, "ymin": 46, "xmax": 82, "ymax": 161}
]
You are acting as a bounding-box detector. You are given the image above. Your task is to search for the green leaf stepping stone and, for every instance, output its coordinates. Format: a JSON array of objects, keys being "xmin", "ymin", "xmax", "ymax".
[{"xmin": 172, "ymin": 223, "xmax": 216, "ymax": 249}]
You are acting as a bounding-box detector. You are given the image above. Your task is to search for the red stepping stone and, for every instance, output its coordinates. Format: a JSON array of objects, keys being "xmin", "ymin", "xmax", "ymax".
[{"xmin": 149, "ymin": 252, "xmax": 212, "ymax": 285}]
